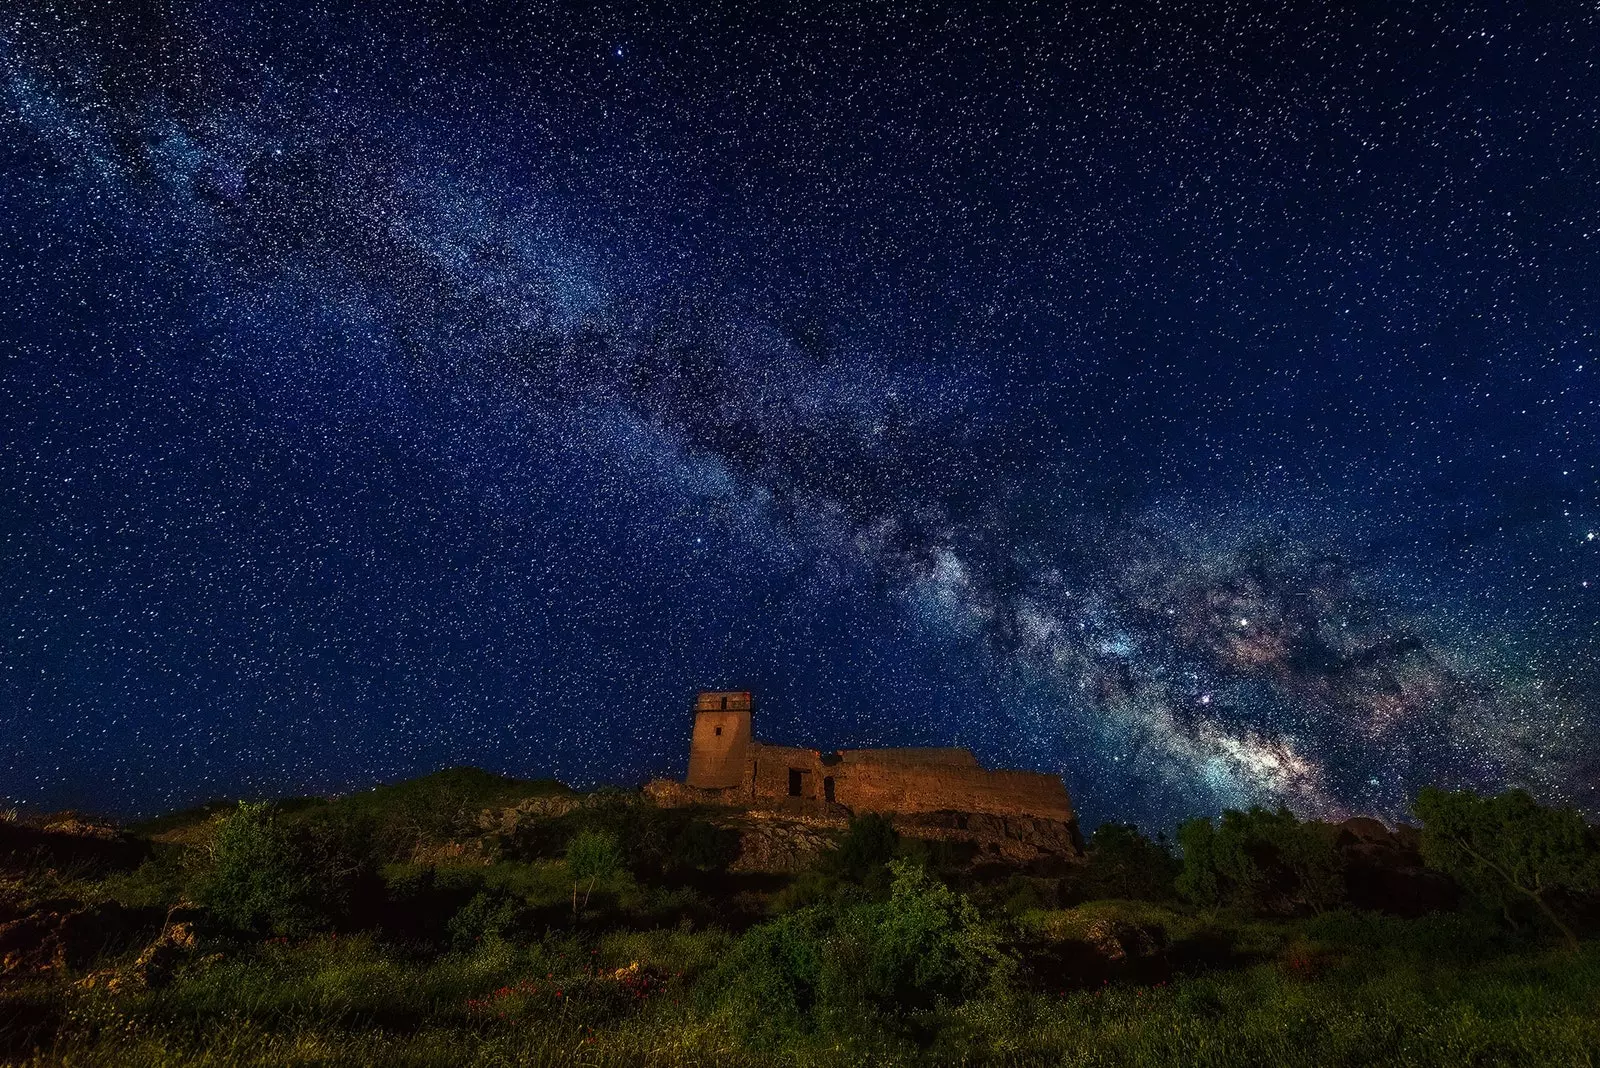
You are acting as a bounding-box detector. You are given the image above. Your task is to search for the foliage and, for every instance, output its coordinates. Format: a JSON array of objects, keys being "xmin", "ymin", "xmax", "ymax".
[
  {"xmin": 828, "ymin": 812, "xmax": 900, "ymax": 885},
  {"xmin": 714, "ymin": 858, "xmax": 1008, "ymax": 1044},
  {"xmin": 838, "ymin": 858, "xmax": 1011, "ymax": 1012},
  {"xmin": 1081, "ymin": 822, "xmax": 1179, "ymax": 901},
  {"xmin": 666, "ymin": 818, "xmax": 740, "ymax": 874},
  {"xmin": 568, "ymin": 828, "xmax": 624, "ymax": 917},
  {"xmin": 12, "ymin": 771, "xmax": 1600, "ymax": 1066},
  {"xmin": 447, "ymin": 889, "xmax": 533, "ymax": 949},
  {"xmin": 1415, "ymin": 786, "xmax": 1600, "ymax": 949},
  {"xmin": 1176, "ymin": 807, "xmax": 1344, "ymax": 914},
  {"xmin": 568, "ymin": 829, "xmax": 624, "ymax": 884},
  {"xmin": 193, "ymin": 802, "xmax": 322, "ymax": 937}
]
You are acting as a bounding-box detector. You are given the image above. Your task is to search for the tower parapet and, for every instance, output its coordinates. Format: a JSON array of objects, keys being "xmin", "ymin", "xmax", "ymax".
[{"xmin": 685, "ymin": 690, "xmax": 752, "ymax": 789}]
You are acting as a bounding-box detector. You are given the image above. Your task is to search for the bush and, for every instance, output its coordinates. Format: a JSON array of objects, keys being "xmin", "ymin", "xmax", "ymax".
[
  {"xmin": 829, "ymin": 812, "xmax": 900, "ymax": 885},
  {"xmin": 195, "ymin": 802, "xmax": 319, "ymax": 937},
  {"xmin": 840, "ymin": 859, "xmax": 1011, "ymax": 1012},
  {"xmin": 1177, "ymin": 807, "xmax": 1344, "ymax": 914},
  {"xmin": 715, "ymin": 906, "xmax": 831, "ymax": 1046},
  {"xmin": 447, "ymin": 888, "xmax": 533, "ymax": 949},
  {"xmin": 1080, "ymin": 822, "xmax": 1179, "ymax": 901},
  {"xmin": 716, "ymin": 858, "xmax": 1010, "ymax": 1044},
  {"xmin": 665, "ymin": 819, "xmax": 739, "ymax": 874}
]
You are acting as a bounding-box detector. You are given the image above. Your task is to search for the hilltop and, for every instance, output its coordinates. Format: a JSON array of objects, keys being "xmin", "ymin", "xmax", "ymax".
[{"xmin": 1, "ymin": 769, "xmax": 1597, "ymax": 1066}]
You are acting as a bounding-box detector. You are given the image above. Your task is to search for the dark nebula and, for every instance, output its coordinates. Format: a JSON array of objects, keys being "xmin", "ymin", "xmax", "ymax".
[{"xmin": 2, "ymin": 1, "xmax": 1597, "ymax": 828}]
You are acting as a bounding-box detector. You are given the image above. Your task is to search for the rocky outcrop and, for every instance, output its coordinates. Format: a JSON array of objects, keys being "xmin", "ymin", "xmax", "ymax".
[
  {"xmin": 642, "ymin": 779, "xmax": 742, "ymax": 809},
  {"xmin": 1336, "ymin": 817, "xmax": 1457, "ymax": 916},
  {"xmin": 0, "ymin": 902, "xmax": 161, "ymax": 981},
  {"xmin": 0, "ymin": 819, "xmax": 148, "ymax": 875},
  {"xmin": 724, "ymin": 814, "xmax": 838, "ymax": 874},
  {"xmin": 898, "ymin": 810, "xmax": 1085, "ymax": 862},
  {"xmin": 645, "ymin": 779, "xmax": 1085, "ymax": 871}
]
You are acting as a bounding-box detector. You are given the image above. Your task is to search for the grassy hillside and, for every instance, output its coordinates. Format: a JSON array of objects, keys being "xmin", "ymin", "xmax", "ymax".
[{"xmin": 2, "ymin": 772, "xmax": 1596, "ymax": 1067}]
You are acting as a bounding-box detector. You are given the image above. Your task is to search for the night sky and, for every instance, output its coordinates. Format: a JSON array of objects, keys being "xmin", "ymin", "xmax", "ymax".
[{"xmin": 3, "ymin": 2, "xmax": 1597, "ymax": 829}]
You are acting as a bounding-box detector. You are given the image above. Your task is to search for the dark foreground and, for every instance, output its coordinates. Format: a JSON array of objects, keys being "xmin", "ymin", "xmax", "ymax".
[{"xmin": 2, "ymin": 770, "xmax": 1597, "ymax": 1066}]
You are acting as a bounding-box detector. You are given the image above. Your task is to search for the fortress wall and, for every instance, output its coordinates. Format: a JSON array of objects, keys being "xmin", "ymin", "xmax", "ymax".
[
  {"xmin": 837, "ymin": 747, "xmax": 980, "ymax": 768},
  {"xmin": 835, "ymin": 763, "xmax": 1074, "ymax": 821},
  {"xmin": 748, "ymin": 742, "xmax": 823, "ymax": 801}
]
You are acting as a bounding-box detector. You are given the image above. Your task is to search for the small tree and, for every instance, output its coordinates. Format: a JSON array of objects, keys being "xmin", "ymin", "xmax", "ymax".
[
  {"xmin": 198, "ymin": 801, "xmax": 316, "ymax": 937},
  {"xmin": 830, "ymin": 812, "xmax": 900, "ymax": 884},
  {"xmin": 1176, "ymin": 807, "xmax": 1344, "ymax": 914},
  {"xmin": 1083, "ymin": 822, "xmax": 1179, "ymax": 901},
  {"xmin": 845, "ymin": 858, "xmax": 1009, "ymax": 1010},
  {"xmin": 1415, "ymin": 787, "xmax": 1600, "ymax": 951},
  {"xmin": 566, "ymin": 827, "xmax": 622, "ymax": 919},
  {"xmin": 1175, "ymin": 817, "xmax": 1221, "ymax": 908}
]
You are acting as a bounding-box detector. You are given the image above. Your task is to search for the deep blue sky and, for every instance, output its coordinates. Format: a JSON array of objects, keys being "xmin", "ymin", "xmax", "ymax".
[{"xmin": 2, "ymin": 1, "xmax": 1597, "ymax": 828}]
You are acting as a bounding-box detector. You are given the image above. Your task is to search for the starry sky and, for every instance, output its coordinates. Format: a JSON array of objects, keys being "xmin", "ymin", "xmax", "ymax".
[{"xmin": 2, "ymin": 1, "xmax": 1597, "ymax": 829}]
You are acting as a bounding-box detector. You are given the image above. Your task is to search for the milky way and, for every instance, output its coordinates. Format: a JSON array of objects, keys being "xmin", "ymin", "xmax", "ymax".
[{"xmin": 2, "ymin": 2, "xmax": 1597, "ymax": 828}]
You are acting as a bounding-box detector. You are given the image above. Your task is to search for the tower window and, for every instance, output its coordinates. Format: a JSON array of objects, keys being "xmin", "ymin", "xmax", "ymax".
[
  {"xmin": 720, "ymin": 695, "xmax": 728, "ymax": 709},
  {"xmin": 714, "ymin": 726, "xmax": 722, "ymax": 736}
]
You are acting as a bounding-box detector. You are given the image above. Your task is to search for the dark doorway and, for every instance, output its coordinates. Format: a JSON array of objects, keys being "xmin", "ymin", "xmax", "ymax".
[
  {"xmin": 788, "ymin": 768, "xmax": 803, "ymax": 796},
  {"xmin": 823, "ymin": 776, "xmax": 835, "ymax": 803}
]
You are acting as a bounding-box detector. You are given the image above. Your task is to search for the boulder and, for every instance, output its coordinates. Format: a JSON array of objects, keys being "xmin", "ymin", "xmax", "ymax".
[
  {"xmin": 0, "ymin": 902, "xmax": 161, "ymax": 981},
  {"xmin": 1336, "ymin": 817, "xmax": 1457, "ymax": 916}
]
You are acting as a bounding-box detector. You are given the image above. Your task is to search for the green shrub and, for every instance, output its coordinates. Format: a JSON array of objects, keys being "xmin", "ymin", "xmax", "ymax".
[
  {"xmin": 447, "ymin": 888, "xmax": 532, "ymax": 949},
  {"xmin": 666, "ymin": 818, "xmax": 739, "ymax": 874},
  {"xmin": 194, "ymin": 802, "xmax": 319, "ymax": 937},
  {"xmin": 716, "ymin": 858, "xmax": 1009, "ymax": 1044},
  {"xmin": 829, "ymin": 812, "xmax": 900, "ymax": 885},
  {"xmin": 1176, "ymin": 807, "xmax": 1344, "ymax": 914},
  {"xmin": 713, "ymin": 906, "xmax": 831, "ymax": 1046},
  {"xmin": 837, "ymin": 858, "xmax": 1011, "ymax": 1013}
]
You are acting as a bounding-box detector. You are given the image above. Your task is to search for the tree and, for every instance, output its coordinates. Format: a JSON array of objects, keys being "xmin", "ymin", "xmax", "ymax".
[
  {"xmin": 1176, "ymin": 807, "xmax": 1344, "ymax": 914},
  {"xmin": 1175, "ymin": 817, "xmax": 1222, "ymax": 907},
  {"xmin": 1083, "ymin": 822, "xmax": 1179, "ymax": 901},
  {"xmin": 566, "ymin": 827, "xmax": 622, "ymax": 919},
  {"xmin": 1415, "ymin": 787, "xmax": 1600, "ymax": 951},
  {"xmin": 197, "ymin": 802, "xmax": 316, "ymax": 937},
  {"xmin": 829, "ymin": 812, "xmax": 900, "ymax": 884}
]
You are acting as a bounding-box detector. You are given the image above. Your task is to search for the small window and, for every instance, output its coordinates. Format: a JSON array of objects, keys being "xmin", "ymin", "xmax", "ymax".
[
  {"xmin": 714, "ymin": 726, "xmax": 722, "ymax": 736},
  {"xmin": 720, "ymin": 695, "xmax": 728, "ymax": 710}
]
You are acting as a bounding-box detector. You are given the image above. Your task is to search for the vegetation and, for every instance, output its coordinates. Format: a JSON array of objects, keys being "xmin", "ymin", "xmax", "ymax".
[
  {"xmin": 2, "ymin": 775, "xmax": 1597, "ymax": 1067},
  {"xmin": 1415, "ymin": 786, "xmax": 1600, "ymax": 950},
  {"xmin": 1176, "ymin": 806, "xmax": 1344, "ymax": 914}
]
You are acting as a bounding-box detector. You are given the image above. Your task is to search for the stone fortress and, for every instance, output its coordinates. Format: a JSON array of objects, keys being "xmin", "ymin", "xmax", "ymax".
[{"xmin": 649, "ymin": 691, "xmax": 1084, "ymax": 864}]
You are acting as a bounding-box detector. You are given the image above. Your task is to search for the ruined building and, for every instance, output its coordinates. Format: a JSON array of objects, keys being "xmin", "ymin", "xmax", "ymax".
[{"xmin": 678, "ymin": 690, "xmax": 1077, "ymax": 825}]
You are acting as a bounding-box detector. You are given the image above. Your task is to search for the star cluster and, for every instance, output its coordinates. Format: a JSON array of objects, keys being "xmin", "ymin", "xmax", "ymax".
[{"xmin": 1, "ymin": 1, "xmax": 1596, "ymax": 828}]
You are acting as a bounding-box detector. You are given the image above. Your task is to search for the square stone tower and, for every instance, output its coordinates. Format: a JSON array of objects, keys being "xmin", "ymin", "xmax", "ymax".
[{"xmin": 686, "ymin": 690, "xmax": 752, "ymax": 789}]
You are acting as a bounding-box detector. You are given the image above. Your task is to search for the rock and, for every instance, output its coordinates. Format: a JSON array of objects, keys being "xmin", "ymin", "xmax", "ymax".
[
  {"xmin": 1083, "ymin": 917, "xmax": 1167, "ymax": 964},
  {"xmin": 1335, "ymin": 817, "xmax": 1457, "ymax": 916},
  {"xmin": 39, "ymin": 815, "xmax": 123, "ymax": 842},
  {"xmin": 0, "ymin": 902, "xmax": 160, "ymax": 981},
  {"xmin": 726, "ymin": 815, "xmax": 837, "ymax": 873},
  {"xmin": 0, "ymin": 820, "xmax": 149, "ymax": 875},
  {"xmin": 896, "ymin": 810, "xmax": 1085, "ymax": 862},
  {"xmin": 77, "ymin": 917, "xmax": 201, "ymax": 992}
]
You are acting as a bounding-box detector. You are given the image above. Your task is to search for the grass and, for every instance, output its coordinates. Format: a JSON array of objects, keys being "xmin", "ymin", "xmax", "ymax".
[
  {"xmin": 7, "ymin": 775, "xmax": 1599, "ymax": 1067},
  {"xmin": 7, "ymin": 909, "xmax": 1597, "ymax": 1067}
]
